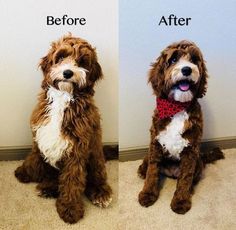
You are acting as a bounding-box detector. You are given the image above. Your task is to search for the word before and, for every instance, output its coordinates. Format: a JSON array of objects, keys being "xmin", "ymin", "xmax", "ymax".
[
  {"xmin": 158, "ymin": 14, "xmax": 191, "ymax": 26},
  {"xmin": 47, "ymin": 15, "xmax": 86, "ymax": 26}
]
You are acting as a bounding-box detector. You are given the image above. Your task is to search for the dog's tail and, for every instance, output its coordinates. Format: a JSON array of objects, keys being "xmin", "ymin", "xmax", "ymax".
[
  {"xmin": 201, "ymin": 147, "xmax": 224, "ymax": 165},
  {"xmin": 103, "ymin": 145, "xmax": 118, "ymax": 161}
]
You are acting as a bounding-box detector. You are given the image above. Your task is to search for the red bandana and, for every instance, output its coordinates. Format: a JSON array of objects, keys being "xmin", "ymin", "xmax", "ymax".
[{"xmin": 156, "ymin": 98, "xmax": 191, "ymax": 119}]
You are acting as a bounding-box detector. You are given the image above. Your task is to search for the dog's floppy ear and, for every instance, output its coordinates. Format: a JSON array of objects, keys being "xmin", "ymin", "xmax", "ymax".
[
  {"xmin": 148, "ymin": 52, "xmax": 167, "ymax": 97},
  {"xmin": 196, "ymin": 60, "xmax": 208, "ymax": 98},
  {"xmin": 89, "ymin": 60, "xmax": 103, "ymax": 82},
  {"xmin": 78, "ymin": 47, "xmax": 103, "ymax": 83},
  {"xmin": 39, "ymin": 41, "xmax": 57, "ymax": 75},
  {"xmin": 38, "ymin": 54, "xmax": 52, "ymax": 89},
  {"xmin": 39, "ymin": 54, "xmax": 53, "ymax": 75}
]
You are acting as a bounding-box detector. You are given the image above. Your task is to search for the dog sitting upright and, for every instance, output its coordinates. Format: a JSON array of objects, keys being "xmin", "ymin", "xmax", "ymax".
[
  {"xmin": 15, "ymin": 34, "xmax": 112, "ymax": 223},
  {"xmin": 138, "ymin": 41, "xmax": 224, "ymax": 214}
]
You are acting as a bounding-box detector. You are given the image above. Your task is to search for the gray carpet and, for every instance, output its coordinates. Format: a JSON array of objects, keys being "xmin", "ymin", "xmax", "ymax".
[
  {"xmin": 0, "ymin": 160, "xmax": 118, "ymax": 230},
  {"xmin": 1, "ymin": 149, "xmax": 236, "ymax": 230},
  {"xmin": 119, "ymin": 149, "xmax": 236, "ymax": 230}
]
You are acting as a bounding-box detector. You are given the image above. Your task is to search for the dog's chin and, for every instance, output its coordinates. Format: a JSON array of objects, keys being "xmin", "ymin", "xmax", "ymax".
[
  {"xmin": 167, "ymin": 79, "xmax": 195, "ymax": 102},
  {"xmin": 57, "ymin": 81, "xmax": 74, "ymax": 94},
  {"xmin": 168, "ymin": 89, "xmax": 193, "ymax": 102}
]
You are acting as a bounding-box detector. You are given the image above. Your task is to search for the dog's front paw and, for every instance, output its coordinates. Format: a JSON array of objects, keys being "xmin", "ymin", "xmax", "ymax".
[
  {"xmin": 138, "ymin": 190, "xmax": 158, "ymax": 207},
  {"xmin": 92, "ymin": 194, "xmax": 112, "ymax": 208},
  {"xmin": 56, "ymin": 198, "xmax": 84, "ymax": 224},
  {"xmin": 15, "ymin": 166, "xmax": 31, "ymax": 183},
  {"xmin": 87, "ymin": 184, "xmax": 112, "ymax": 208},
  {"xmin": 171, "ymin": 196, "xmax": 191, "ymax": 214}
]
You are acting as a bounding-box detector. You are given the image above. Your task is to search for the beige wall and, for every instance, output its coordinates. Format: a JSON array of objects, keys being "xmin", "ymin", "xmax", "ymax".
[
  {"xmin": 1, "ymin": 0, "xmax": 235, "ymax": 150},
  {"xmin": 120, "ymin": 0, "xmax": 236, "ymax": 150},
  {"xmin": 0, "ymin": 0, "xmax": 118, "ymax": 147}
]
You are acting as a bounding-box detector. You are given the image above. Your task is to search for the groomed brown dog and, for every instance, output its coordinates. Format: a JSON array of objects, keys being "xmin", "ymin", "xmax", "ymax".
[
  {"xmin": 15, "ymin": 34, "xmax": 112, "ymax": 223},
  {"xmin": 138, "ymin": 41, "xmax": 224, "ymax": 214}
]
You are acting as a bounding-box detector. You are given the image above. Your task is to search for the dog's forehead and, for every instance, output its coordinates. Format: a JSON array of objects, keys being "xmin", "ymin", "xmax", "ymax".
[
  {"xmin": 62, "ymin": 36, "xmax": 86, "ymax": 45},
  {"xmin": 54, "ymin": 37, "xmax": 88, "ymax": 50},
  {"xmin": 57, "ymin": 43, "xmax": 74, "ymax": 52},
  {"xmin": 52, "ymin": 40, "xmax": 92, "ymax": 58},
  {"xmin": 163, "ymin": 43, "xmax": 200, "ymax": 60}
]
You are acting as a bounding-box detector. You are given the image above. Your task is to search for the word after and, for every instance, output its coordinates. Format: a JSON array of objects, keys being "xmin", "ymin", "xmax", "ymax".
[{"xmin": 158, "ymin": 14, "xmax": 191, "ymax": 26}]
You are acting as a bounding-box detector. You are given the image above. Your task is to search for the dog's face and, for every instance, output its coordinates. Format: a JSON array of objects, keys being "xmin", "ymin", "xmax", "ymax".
[
  {"xmin": 39, "ymin": 34, "xmax": 102, "ymax": 93},
  {"xmin": 149, "ymin": 41, "xmax": 208, "ymax": 102}
]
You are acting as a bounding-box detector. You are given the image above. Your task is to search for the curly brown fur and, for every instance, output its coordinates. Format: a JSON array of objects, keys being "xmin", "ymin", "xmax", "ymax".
[
  {"xmin": 15, "ymin": 34, "xmax": 112, "ymax": 224},
  {"xmin": 138, "ymin": 147, "xmax": 224, "ymax": 180},
  {"xmin": 201, "ymin": 147, "xmax": 224, "ymax": 165},
  {"xmin": 138, "ymin": 40, "xmax": 223, "ymax": 214}
]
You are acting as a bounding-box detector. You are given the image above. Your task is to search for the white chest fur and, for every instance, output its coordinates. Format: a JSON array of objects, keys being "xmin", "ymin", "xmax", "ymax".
[
  {"xmin": 34, "ymin": 87, "xmax": 73, "ymax": 168},
  {"xmin": 156, "ymin": 110, "xmax": 189, "ymax": 160}
]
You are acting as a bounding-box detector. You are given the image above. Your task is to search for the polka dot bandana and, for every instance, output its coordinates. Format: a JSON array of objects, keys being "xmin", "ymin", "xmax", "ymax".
[{"xmin": 156, "ymin": 98, "xmax": 191, "ymax": 119}]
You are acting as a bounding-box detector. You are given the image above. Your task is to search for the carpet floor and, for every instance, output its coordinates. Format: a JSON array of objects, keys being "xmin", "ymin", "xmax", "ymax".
[
  {"xmin": 0, "ymin": 149, "xmax": 236, "ymax": 230},
  {"xmin": 119, "ymin": 148, "xmax": 236, "ymax": 230},
  {"xmin": 0, "ymin": 160, "xmax": 118, "ymax": 230}
]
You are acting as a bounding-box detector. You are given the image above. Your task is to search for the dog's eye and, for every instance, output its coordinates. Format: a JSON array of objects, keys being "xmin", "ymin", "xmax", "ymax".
[
  {"xmin": 191, "ymin": 55, "xmax": 199, "ymax": 64},
  {"xmin": 170, "ymin": 57, "xmax": 177, "ymax": 64},
  {"xmin": 59, "ymin": 57, "xmax": 64, "ymax": 62},
  {"xmin": 168, "ymin": 51, "xmax": 179, "ymax": 66},
  {"xmin": 55, "ymin": 55, "xmax": 65, "ymax": 64},
  {"xmin": 76, "ymin": 55, "xmax": 91, "ymax": 69},
  {"xmin": 55, "ymin": 50, "xmax": 69, "ymax": 64},
  {"xmin": 168, "ymin": 56, "xmax": 177, "ymax": 66}
]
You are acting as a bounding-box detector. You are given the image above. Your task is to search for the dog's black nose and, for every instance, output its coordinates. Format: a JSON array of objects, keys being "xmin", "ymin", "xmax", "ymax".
[
  {"xmin": 63, "ymin": 69, "xmax": 74, "ymax": 79},
  {"xmin": 181, "ymin": 66, "xmax": 192, "ymax": 76}
]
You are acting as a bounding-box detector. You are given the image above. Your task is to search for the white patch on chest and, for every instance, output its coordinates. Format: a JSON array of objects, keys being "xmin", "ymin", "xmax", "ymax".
[
  {"xmin": 34, "ymin": 87, "xmax": 73, "ymax": 168},
  {"xmin": 156, "ymin": 111, "xmax": 189, "ymax": 159}
]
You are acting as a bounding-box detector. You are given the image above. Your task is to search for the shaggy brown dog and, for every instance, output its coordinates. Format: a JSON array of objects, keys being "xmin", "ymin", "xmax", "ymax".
[
  {"xmin": 15, "ymin": 34, "xmax": 112, "ymax": 223},
  {"xmin": 138, "ymin": 40, "xmax": 224, "ymax": 214}
]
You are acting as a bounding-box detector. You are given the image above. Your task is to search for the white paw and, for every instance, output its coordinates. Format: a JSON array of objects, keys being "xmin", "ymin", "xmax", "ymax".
[{"xmin": 92, "ymin": 196, "xmax": 112, "ymax": 208}]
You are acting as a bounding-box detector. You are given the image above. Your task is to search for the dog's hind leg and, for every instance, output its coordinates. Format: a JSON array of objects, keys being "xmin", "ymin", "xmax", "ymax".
[
  {"xmin": 138, "ymin": 154, "xmax": 148, "ymax": 179},
  {"xmin": 37, "ymin": 178, "xmax": 59, "ymax": 198},
  {"xmin": 15, "ymin": 143, "xmax": 48, "ymax": 183},
  {"xmin": 36, "ymin": 167, "xmax": 59, "ymax": 198}
]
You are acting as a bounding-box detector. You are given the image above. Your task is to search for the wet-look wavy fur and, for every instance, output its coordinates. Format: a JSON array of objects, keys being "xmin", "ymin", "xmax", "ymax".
[
  {"xmin": 138, "ymin": 41, "xmax": 224, "ymax": 214},
  {"xmin": 15, "ymin": 34, "xmax": 112, "ymax": 224}
]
